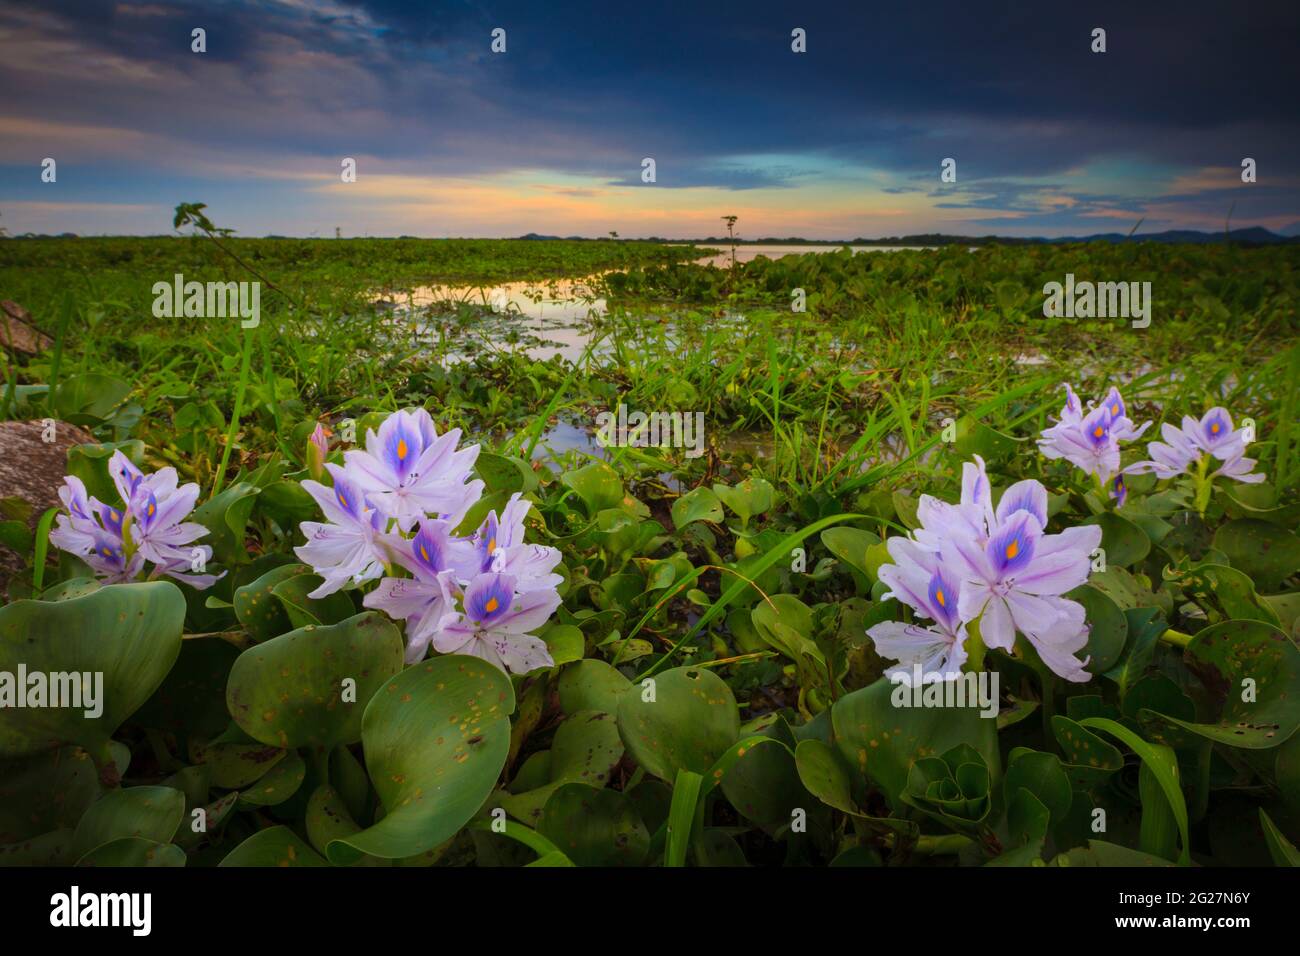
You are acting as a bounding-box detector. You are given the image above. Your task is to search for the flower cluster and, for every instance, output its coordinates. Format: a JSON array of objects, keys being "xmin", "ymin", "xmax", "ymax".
[
  {"xmin": 1126, "ymin": 406, "xmax": 1263, "ymax": 486},
  {"xmin": 1038, "ymin": 384, "xmax": 1149, "ymax": 505},
  {"xmin": 868, "ymin": 455, "xmax": 1100, "ymax": 685},
  {"xmin": 294, "ymin": 408, "xmax": 563, "ymax": 674},
  {"xmin": 50, "ymin": 451, "xmax": 222, "ymax": 588}
]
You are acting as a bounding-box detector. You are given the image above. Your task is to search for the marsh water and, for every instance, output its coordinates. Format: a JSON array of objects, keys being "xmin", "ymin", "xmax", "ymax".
[{"xmin": 370, "ymin": 244, "xmax": 943, "ymax": 468}]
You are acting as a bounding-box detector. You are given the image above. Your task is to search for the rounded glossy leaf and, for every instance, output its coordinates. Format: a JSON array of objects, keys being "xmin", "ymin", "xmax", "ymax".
[
  {"xmin": 1067, "ymin": 584, "xmax": 1128, "ymax": 674},
  {"xmin": 671, "ymin": 487, "xmax": 723, "ymax": 529},
  {"xmin": 71, "ymin": 786, "xmax": 185, "ymax": 861},
  {"xmin": 558, "ymin": 659, "xmax": 631, "ymax": 716},
  {"xmin": 326, "ymin": 655, "xmax": 515, "ymax": 864},
  {"xmin": 226, "ymin": 611, "xmax": 404, "ymax": 750},
  {"xmin": 539, "ymin": 782, "xmax": 649, "ymax": 867},
  {"xmin": 1213, "ymin": 519, "xmax": 1300, "ymax": 592},
  {"xmin": 1084, "ymin": 512, "xmax": 1150, "ymax": 568},
  {"xmin": 831, "ymin": 678, "xmax": 1000, "ymax": 807},
  {"xmin": 617, "ymin": 666, "xmax": 740, "ymax": 782},
  {"xmin": 77, "ymin": 838, "xmax": 186, "ymax": 867},
  {"xmin": 0, "ymin": 582, "xmax": 185, "ymax": 778},
  {"xmin": 1153, "ymin": 619, "xmax": 1300, "ymax": 749},
  {"xmin": 219, "ymin": 826, "xmax": 328, "ymax": 867}
]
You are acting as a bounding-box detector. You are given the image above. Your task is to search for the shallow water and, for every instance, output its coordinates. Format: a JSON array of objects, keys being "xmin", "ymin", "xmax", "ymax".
[
  {"xmin": 369, "ymin": 245, "xmax": 941, "ymax": 363},
  {"xmin": 682, "ymin": 244, "xmax": 937, "ymax": 269}
]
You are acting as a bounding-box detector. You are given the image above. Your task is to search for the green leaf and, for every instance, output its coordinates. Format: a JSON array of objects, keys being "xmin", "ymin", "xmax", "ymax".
[
  {"xmin": 498, "ymin": 710, "xmax": 625, "ymax": 824},
  {"xmin": 54, "ymin": 372, "xmax": 131, "ymax": 423},
  {"xmin": 1102, "ymin": 607, "xmax": 1166, "ymax": 698},
  {"xmin": 1259, "ymin": 809, "xmax": 1300, "ymax": 866},
  {"xmin": 1173, "ymin": 563, "xmax": 1281, "ymax": 626},
  {"xmin": 1213, "ymin": 519, "xmax": 1300, "ymax": 592},
  {"xmin": 1050, "ymin": 840, "xmax": 1177, "ymax": 867},
  {"xmin": 831, "ymin": 678, "xmax": 1001, "ymax": 808},
  {"xmin": 191, "ymin": 482, "xmax": 260, "ymax": 566},
  {"xmin": 820, "ymin": 526, "xmax": 880, "ymax": 585},
  {"xmin": 539, "ymin": 782, "xmax": 650, "ymax": 866},
  {"xmin": 558, "ymin": 659, "xmax": 632, "ymax": 715},
  {"xmin": 1051, "ymin": 716, "xmax": 1123, "ymax": 790},
  {"xmin": 720, "ymin": 736, "xmax": 807, "ymax": 828},
  {"xmin": 475, "ymin": 452, "xmax": 538, "ymax": 494},
  {"xmin": 617, "ymin": 666, "xmax": 740, "ymax": 782},
  {"xmin": 71, "ymin": 786, "xmax": 185, "ymax": 861},
  {"xmin": 664, "ymin": 769, "xmax": 703, "ymax": 867},
  {"xmin": 1084, "ymin": 512, "xmax": 1150, "ymax": 568},
  {"xmin": 671, "ymin": 487, "xmax": 723, "ymax": 529},
  {"xmin": 219, "ymin": 826, "xmax": 329, "ymax": 867},
  {"xmin": 193, "ymin": 741, "xmax": 286, "ymax": 789},
  {"xmin": 541, "ymin": 624, "xmax": 585, "ymax": 667},
  {"xmin": 76, "ymin": 838, "xmax": 186, "ymax": 867},
  {"xmin": 226, "ymin": 611, "xmax": 404, "ymax": 750},
  {"xmin": 560, "ymin": 462, "xmax": 625, "ymax": 516},
  {"xmin": 1079, "ymin": 717, "xmax": 1190, "ymax": 865},
  {"xmin": 1003, "ymin": 750, "xmax": 1072, "ymax": 828},
  {"xmin": 713, "ymin": 477, "xmax": 775, "ymax": 528},
  {"xmin": 1147, "ymin": 618, "xmax": 1300, "ymax": 749},
  {"xmin": 237, "ymin": 749, "xmax": 306, "ymax": 807},
  {"xmin": 326, "ymin": 655, "xmax": 515, "ymax": 863},
  {"xmin": 989, "ymin": 788, "xmax": 1050, "ymax": 867},
  {"xmin": 1067, "ymin": 584, "xmax": 1128, "ymax": 674},
  {"xmin": 0, "ymin": 582, "xmax": 185, "ymax": 780},
  {"xmin": 233, "ymin": 563, "xmax": 303, "ymax": 641},
  {"xmin": 271, "ymin": 572, "xmax": 357, "ymax": 629},
  {"xmin": 0, "ymin": 747, "xmax": 107, "ymax": 844}
]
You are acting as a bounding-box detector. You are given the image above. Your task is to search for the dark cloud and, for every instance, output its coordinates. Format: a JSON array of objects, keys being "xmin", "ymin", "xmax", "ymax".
[{"xmin": 0, "ymin": 0, "xmax": 1296, "ymax": 234}]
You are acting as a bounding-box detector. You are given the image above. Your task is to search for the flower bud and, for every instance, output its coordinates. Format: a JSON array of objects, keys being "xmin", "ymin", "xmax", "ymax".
[{"xmin": 307, "ymin": 423, "xmax": 330, "ymax": 481}]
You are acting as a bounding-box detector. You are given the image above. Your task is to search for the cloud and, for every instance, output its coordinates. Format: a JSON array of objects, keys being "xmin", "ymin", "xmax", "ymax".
[{"xmin": 0, "ymin": 0, "xmax": 1295, "ymax": 236}]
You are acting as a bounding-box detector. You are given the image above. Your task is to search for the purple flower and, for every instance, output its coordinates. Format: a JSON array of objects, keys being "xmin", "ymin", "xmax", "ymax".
[
  {"xmin": 294, "ymin": 463, "xmax": 391, "ymax": 597},
  {"xmin": 466, "ymin": 493, "xmax": 563, "ymax": 592},
  {"xmin": 940, "ymin": 480, "xmax": 1097, "ymax": 682},
  {"xmin": 1126, "ymin": 407, "xmax": 1264, "ymax": 485},
  {"xmin": 432, "ymin": 572, "xmax": 560, "ymax": 675},
  {"xmin": 1038, "ymin": 384, "xmax": 1148, "ymax": 493},
  {"xmin": 293, "ymin": 409, "xmax": 564, "ymax": 674},
  {"xmin": 876, "ymin": 455, "xmax": 1098, "ymax": 683},
  {"xmin": 343, "ymin": 407, "xmax": 484, "ymax": 528},
  {"xmin": 868, "ymin": 536, "xmax": 969, "ymax": 683},
  {"xmin": 363, "ymin": 519, "xmax": 471, "ymax": 663},
  {"xmin": 49, "ymin": 451, "xmax": 222, "ymax": 589}
]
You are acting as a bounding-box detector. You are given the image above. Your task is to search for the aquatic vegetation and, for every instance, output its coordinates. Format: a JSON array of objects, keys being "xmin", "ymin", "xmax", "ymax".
[
  {"xmin": 296, "ymin": 408, "xmax": 563, "ymax": 673},
  {"xmin": 0, "ymin": 238, "xmax": 1297, "ymax": 869},
  {"xmin": 48, "ymin": 452, "xmax": 221, "ymax": 588}
]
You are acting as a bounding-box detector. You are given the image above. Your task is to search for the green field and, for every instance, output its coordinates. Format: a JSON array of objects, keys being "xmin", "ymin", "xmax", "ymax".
[{"xmin": 1, "ymin": 234, "xmax": 1297, "ymax": 868}]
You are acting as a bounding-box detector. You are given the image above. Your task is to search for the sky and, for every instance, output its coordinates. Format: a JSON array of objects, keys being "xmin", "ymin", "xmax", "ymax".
[{"xmin": 1, "ymin": 0, "xmax": 1297, "ymax": 239}]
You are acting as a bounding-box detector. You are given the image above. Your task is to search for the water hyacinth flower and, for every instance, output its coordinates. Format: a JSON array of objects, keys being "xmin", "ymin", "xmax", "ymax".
[
  {"xmin": 941, "ymin": 483, "xmax": 1097, "ymax": 684},
  {"xmin": 868, "ymin": 536, "xmax": 969, "ymax": 683},
  {"xmin": 1038, "ymin": 384, "xmax": 1149, "ymax": 497},
  {"xmin": 466, "ymin": 493, "xmax": 563, "ymax": 592},
  {"xmin": 294, "ymin": 463, "xmax": 391, "ymax": 598},
  {"xmin": 294, "ymin": 407, "xmax": 566, "ymax": 675},
  {"xmin": 431, "ymin": 572, "xmax": 560, "ymax": 675},
  {"xmin": 343, "ymin": 407, "xmax": 484, "ymax": 528},
  {"xmin": 869, "ymin": 455, "xmax": 1098, "ymax": 683},
  {"xmin": 49, "ymin": 451, "xmax": 222, "ymax": 588},
  {"xmin": 1126, "ymin": 407, "xmax": 1264, "ymax": 485},
  {"xmin": 364, "ymin": 519, "xmax": 474, "ymax": 663}
]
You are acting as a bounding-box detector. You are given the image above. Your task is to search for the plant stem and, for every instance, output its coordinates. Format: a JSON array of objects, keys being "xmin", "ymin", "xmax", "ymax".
[{"xmin": 212, "ymin": 325, "xmax": 255, "ymax": 497}]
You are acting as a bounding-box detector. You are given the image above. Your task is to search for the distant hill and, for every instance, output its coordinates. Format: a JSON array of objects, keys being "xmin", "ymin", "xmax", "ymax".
[{"xmin": 514, "ymin": 227, "xmax": 1299, "ymax": 246}]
